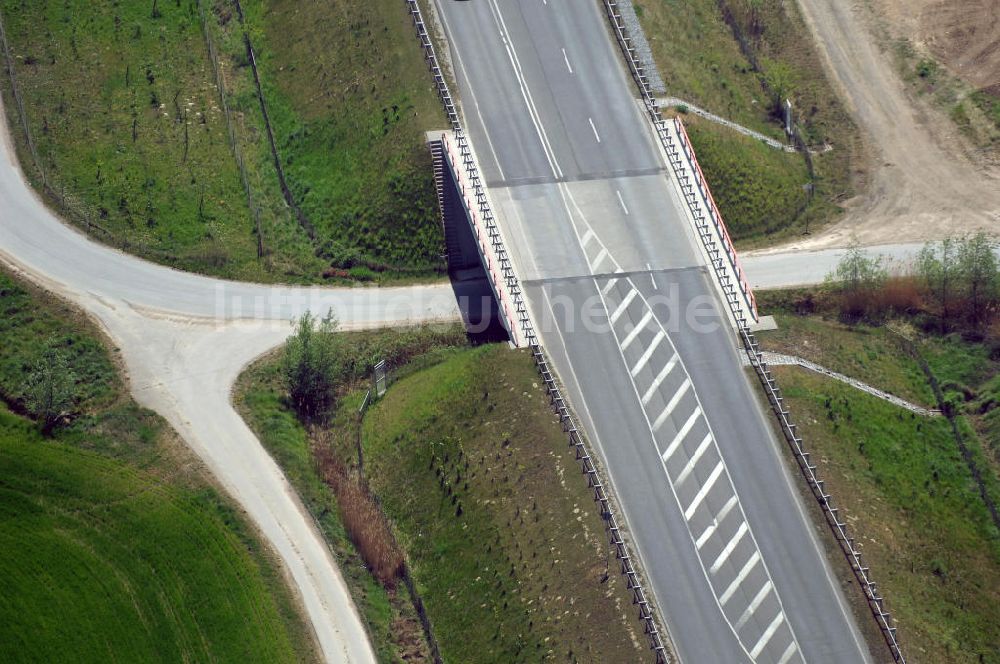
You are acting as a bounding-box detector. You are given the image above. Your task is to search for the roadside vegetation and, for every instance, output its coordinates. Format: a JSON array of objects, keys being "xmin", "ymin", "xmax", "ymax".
[
  {"xmin": 0, "ymin": 0, "xmax": 444, "ymax": 283},
  {"xmin": 238, "ymin": 324, "xmax": 646, "ymax": 663},
  {"xmin": 0, "ymin": 269, "xmax": 316, "ymax": 663},
  {"xmin": 752, "ymin": 238, "xmax": 1000, "ymax": 661},
  {"xmin": 635, "ymin": 0, "xmax": 858, "ymax": 245}
]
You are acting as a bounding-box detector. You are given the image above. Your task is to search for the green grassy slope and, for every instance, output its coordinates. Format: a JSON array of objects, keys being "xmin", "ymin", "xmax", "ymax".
[{"xmin": 0, "ymin": 269, "xmax": 316, "ymax": 663}]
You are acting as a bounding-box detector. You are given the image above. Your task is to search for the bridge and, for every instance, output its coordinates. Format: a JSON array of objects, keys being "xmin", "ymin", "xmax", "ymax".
[{"xmin": 425, "ymin": 0, "xmax": 875, "ymax": 662}]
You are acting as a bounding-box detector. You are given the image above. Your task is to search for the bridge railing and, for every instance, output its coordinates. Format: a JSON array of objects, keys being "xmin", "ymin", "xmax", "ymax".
[
  {"xmin": 405, "ymin": 1, "xmax": 672, "ymax": 661},
  {"xmin": 601, "ymin": 2, "xmax": 905, "ymax": 661},
  {"xmin": 601, "ymin": 0, "xmax": 758, "ymax": 325}
]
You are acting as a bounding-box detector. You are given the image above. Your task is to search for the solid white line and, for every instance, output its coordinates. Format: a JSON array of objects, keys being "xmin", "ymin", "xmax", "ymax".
[
  {"xmin": 589, "ymin": 117, "xmax": 601, "ymax": 143},
  {"xmin": 630, "ymin": 331, "xmax": 664, "ymax": 377},
  {"xmin": 661, "ymin": 406, "xmax": 701, "ymax": 461},
  {"xmin": 777, "ymin": 641, "xmax": 799, "ymax": 664},
  {"xmin": 561, "ymin": 47, "xmax": 573, "ymax": 74},
  {"xmin": 651, "ymin": 379, "xmax": 691, "ymax": 432},
  {"xmin": 610, "ymin": 289, "xmax": 638, "ymax": 323},
  {"xmin": 735, "ymin": 581, "xmax": 773, "ymax": 631},
  {"xmin": 591, "ymin": 246, "xmax": 609, "ymax": 271},
  {"xmin": 674, "ymin": 432, "xmax": 713, "ymax": 485},
  {"xmin": 710, "ymin": 521, "xmax": 749, "ymax": 574},
  {"xmin": 581, "ymin": 228, "xmax": 595, "ymax": 246},
  {"xmin": 641, "ymin": 355, "xmax": 678, "ymax": 405},
  {"xmin": 695, "ymin": 494, "xmax": 738, "ymax": 549},
  {"xmin": 750, "ymin": 612, "xmax": 785, "ymax": 659},
  {"xmin": 616, "ymin": 189, "xmax": 630, "ymax": 215},
  {"xmin": 620, "ymin": 310, "xmax": 652, "ymax": 349},
  {"xmin": 719, "ymin": 551, "xmax": 761, "ymax": 605},
  {"xmin": 684, "ymin": 461, "xmax": 724, "ymax": 520}
]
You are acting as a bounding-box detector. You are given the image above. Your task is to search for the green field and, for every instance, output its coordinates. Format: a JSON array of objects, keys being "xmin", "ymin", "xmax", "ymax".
[
  {"xmin": 0, "ymin": 0, "xmax": 444, "ymax": 282},
  {"xmin": 0, "ymin": 269, "xmax": 316, "ymax": 662},
  {"xmin": 755, "ymin": 293, "xmax": 1000, "ymax": 662},
  {"xmin": 636, "ymin": 0, "xmax": 857, "ymax": 244},
  {"xmin": 239, "ymin": 329, "xmax": 646, "ymax": 663}
]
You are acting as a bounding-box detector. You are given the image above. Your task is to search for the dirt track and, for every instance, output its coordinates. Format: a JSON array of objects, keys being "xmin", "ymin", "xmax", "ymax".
[{"xmin": 754, "ymin": 0, "xmax": 1000, "ymax": 254}]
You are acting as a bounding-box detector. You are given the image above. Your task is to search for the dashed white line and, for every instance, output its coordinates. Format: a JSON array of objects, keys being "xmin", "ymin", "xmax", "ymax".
[
  {"xmin": 684, "ymin": 461, "xmax": 724, "ymax": 520},
  {"xmin": 610, "ymin": 289, "xmax": 638, "ymax": 323},
  {"xmin": 620, "ymin": 310, "xmax": 653, "ymax": 349},
  {"xmin": 710, "ymin": 521, "xmax": 749, "ymax": 574},
  {"xmin": 661, "ymin": 406, "xmax": 701, "ymax": 459},
  {"xmin": 641, "ymin": 355, "xmax": 678, "ymax": 405},
  {"xmin": 735, "ymin": 581, "xmax": 774, "ymax": 631},
  {"xmin": 630, "ymin": 331, "xmax": 665, "ymax": 377},
  {"xmin": 616, "ymin": 189, "xmax": 629, "ymax": 215},
  {"xmin": 695, "ymin": 494, "xmax": 739, "ymax": 549},
  {"xmin": 589, "ymin": 117, "xmax": 601, "ymax": 143},
  {"xmin": 749, "ymin": 612, "xmax": 785, "ymax": 659},
  {"xmin": 674, "ymin": 432, "xmax": 714, "ymax": 485},
  {"xmin": 652, "ymin": 378, "xmax": 691, "ymax": 432},
  {"xmin": 561, "ymin": 47, "xmax": 573, "ymax": 74},
  {"xmin": 719, "ymin": 551, "xmax": 761, "ymax": 605}
]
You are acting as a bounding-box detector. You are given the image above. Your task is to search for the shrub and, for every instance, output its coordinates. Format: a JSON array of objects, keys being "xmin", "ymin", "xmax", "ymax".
[
  {"xmin": 24, "ymin": 347, "xmax": 77, "ymax": 435},
  {"xmin": 283, "ymin": 311, "xmax": 341, "ymax": 422}
]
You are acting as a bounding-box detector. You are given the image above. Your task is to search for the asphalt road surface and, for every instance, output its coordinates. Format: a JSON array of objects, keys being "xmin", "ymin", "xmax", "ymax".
[{"xmin": 434, "ymin": 0, "xmax": 873, "ymax": 662}]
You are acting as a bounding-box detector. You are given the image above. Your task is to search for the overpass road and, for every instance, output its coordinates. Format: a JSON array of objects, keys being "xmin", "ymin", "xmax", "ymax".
[{"xmin": 434, "ymin": 1, "xmax": 873, "ymax": 662}]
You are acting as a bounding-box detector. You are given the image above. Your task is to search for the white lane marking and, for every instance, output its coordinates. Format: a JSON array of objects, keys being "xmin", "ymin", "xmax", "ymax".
[
  {"xmin": 710, "ymin": 521, "xmax": 749, "ymax": 574},
  {"xmin": 486, "ymin": 0, "xmax": 563, "ymax": 178},
  {"xmin": 601, "ymin": 277, "xmax": 619, "ymax": 296},
  {"xmin": 719, "ymin": 551, "xmax": 761, "ymax": 606},
  {"xmin": 661, "ymin": 407, "xmax": 701, "ymax": 461},
  {"xmin": 589, "ymin": 117, "xmax": 601, "ymax": 143},
  {"xmin": 749, "ymin": 612, "xmax": 785, "ymax": 659},
  {"xmin": 696, "ymin": 494, "xmax": 739, "ymax": 549},
  {"xmin": 561, "ymin": 47, "xmax": 573, "ymax": 74},
  {"xmin": 735, "ymin": 581, "xmax": 774, "ymax": 631},
  {"xmin": 641, "ymin": 355, "xmax": 678, "ymax": 405},
  {"xmin": 651, "ymin": 378, "xmax": 691, "ymax": 432},
  {"xmin": 581, "ymin": 228, "xmax": 595, "ymax": 246},
  {"xmin": 591, "ymin": 246, "xmax": 609, "ymax": 271},
  {"xmin": 609, "ymin": 289, "xmax": 638, "ymax": 323},
  {"xmin": 647, "ymin": 262, "xmax": 657, "ymax": 290},
  {"xmin": 684, "ymin": 461, "xmax": 724, "ymax": 520},
  {"xmin": 777, "ymin": 641, "xmax": 799, "ymax": 664},
  {"xmin": 630, "ymin": 331, "xmax": 664, "ymax": 377},
  {"xmin": 616, "ymin": 189, "xmax": 630, "ymax": 215},
  {"xmin": 620, "ymin": 310, "xmax": 653, "ymax": 349},
  {"xmin": 674, "ymin": 432, "xmax": 714, "ymax": 485}
]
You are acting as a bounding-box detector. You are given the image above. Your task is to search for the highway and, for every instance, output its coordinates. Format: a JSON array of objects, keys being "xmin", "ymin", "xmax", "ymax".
[{"xmin": 434, "ymin": 1, "xmax": 873, "ymax": 662}]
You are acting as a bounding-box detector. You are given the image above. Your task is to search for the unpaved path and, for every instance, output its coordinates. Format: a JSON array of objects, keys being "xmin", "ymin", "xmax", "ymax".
[{"xmin": 753, "ymin": 0, "xmax": 1000, "ymax": 255}]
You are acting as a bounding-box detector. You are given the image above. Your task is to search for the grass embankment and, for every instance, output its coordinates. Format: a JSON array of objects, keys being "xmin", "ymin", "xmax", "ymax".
[
  {"xmin": 213, "ymin": 0, "xmax": 446, "ymax": 280},
  {"xmin": 0, "ymin": 0, "xmax": 445, "ymax": 282},
  {"xmin": 0, "ymin": 270, "xmax": 316, "ymax": 663},
  {"xmin": 634, "ymin": 0, "xmax": 857, "ymax": 244},
  {"xmin": 238, "ymin": 330, "xmax": 646, "ymax": 663},
  {"xmin": 755, "ymin": 294, "xmax": 1000, "ymax": 662}
]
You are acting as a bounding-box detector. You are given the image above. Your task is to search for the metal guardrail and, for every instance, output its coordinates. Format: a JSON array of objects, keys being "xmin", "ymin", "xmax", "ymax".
[
  {"xmin": 602, "ymin": 0, "xmax": 758, "ymax": 325},
  {"xmin": 602, "ymin": 2, "xmax": 906, "ymax": 660},
  {"xmin": 405, "ymin": 1, "xmax": 671, "ymax": 661}
]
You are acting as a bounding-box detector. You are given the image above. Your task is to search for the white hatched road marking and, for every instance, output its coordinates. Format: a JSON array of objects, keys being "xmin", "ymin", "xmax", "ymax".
[
  {"xmin": 581, "ymin": 228, "xmax": 595, "ymax": 246},
  {"xmin": 651, "ymin": 378, "xmax": 691, "ymax": 432},
  {"xmin": 631, "ymin": 331, "xmax": 665, "ymax": 377},
  {"xmin": 710, "ymin": 521, "xmax": 750, "ymax": 574},
  {"xmin": 735, "ymin": 581, "xmax": 773, "ymax": 631},
  {"xmin": 591, "ymin": 246, "xmax": 609, "ymax": 270},
  {"xmin": 610, "ymin": 289, "xmax": 638, "ymax": 323},
  {"xmin": 641, "ymin": 355, "xmax": 678, "ymax": 405},
  {"xmin": 778, "ymin": 641, "xmax": 800, "ymax": 664},
  {"xmin": 674, "ymin": 433, "xmax": 714, "ymax": 485},
  {"xmin": 750, "ymin": 612, "xmax": 785, "ymax": 659},
  {"xmin": 719, "ymin": 551, "xmax": 761, "ymax": 605},
  {"xmin": 620, "ymin": 310, "xmax": 653, "ymax": 349},
  {"xmin": 683, "ymin": 461, "xmax": 724, "ymax": 520},
  {"xmin": 695, "ymin": 494, "xmax": 739, "ymax": 549},
  {"xmin": 660, "ymin": 406, "xmax": 701, "ymax": 458}
]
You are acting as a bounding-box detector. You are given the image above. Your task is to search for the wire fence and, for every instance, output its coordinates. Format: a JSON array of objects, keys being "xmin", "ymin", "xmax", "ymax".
[
  {"xmin": 603, "ymin": 1, "xmax": 905, "ymax": 660},
  {"xmin": 405, "ymin": 1, "xmax": 672, "ymax": 661}
]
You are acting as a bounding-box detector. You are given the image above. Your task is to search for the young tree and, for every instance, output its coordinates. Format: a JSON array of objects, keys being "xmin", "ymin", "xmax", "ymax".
[
  {"xmin": 918, "ymin": 238, "xmax": 959, "ymax": 332},
  {"xmin": 827, "ymin": 243, "xmax": 887, "ymax": 321},
  {"xmin": 283, "ymin": 310, "xmax": 341, "ymax": 423},
  {"xmin": 957, "ymin": 232, "xmax": 999, "ymax": 328},
  {"xmin": 24, "ymin": 348, "xmax": 77, "ymax": 436}
]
